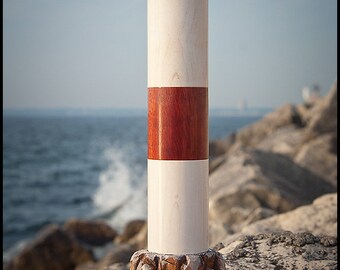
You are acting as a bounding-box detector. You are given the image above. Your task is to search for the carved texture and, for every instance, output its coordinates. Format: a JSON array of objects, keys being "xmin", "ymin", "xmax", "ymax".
[{"xmin": 130, "ymin": 249, "xmax": 225, "ymax": 270}]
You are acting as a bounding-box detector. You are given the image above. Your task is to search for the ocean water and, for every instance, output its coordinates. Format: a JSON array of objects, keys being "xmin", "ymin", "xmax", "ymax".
[{"xmin": 3, "ymin": 115, "xmax": 261, "ymax": 258}]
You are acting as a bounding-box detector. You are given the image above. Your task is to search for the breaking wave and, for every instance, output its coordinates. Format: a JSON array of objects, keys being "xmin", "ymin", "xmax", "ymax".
[{"xmin": 92, "ymin": 143, "xmax": 147, "ymax": 231}]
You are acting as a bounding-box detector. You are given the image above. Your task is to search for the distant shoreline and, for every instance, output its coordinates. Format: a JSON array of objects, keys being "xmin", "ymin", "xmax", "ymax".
[{"xmin": 3, "ymin": 107, "xmax": 273, "ymax": 117}]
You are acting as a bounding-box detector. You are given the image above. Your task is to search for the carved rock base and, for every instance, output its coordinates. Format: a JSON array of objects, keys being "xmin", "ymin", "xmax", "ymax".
[{"xmin": 130, "ymin": 249, "xmax": 226, "ymax": 270}]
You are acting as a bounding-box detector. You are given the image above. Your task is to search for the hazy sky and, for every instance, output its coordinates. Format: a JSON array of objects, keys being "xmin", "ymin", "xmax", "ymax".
[{"xmin": 3, "ymin": 0, "xmax": 337, "ymax": 109}]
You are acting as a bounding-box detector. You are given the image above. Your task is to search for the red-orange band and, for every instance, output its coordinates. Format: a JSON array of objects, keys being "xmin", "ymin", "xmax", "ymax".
[{"xmin": 148, "ymin": 87, "xmax": 208, "ymax": 160}]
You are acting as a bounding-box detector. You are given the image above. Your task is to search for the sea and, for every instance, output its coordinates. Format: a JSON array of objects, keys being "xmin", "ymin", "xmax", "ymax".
[{"xmin": 3, "ymin": 112, "xmax": 264, "ymax": 261}]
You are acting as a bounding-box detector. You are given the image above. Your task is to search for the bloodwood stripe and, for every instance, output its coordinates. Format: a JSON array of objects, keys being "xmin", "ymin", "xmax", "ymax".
[{"xmin": 148, "ymin": 87, "xmax": 208, "ymax": 160}]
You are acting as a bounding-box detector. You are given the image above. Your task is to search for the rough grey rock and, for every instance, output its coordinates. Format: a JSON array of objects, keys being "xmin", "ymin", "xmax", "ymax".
[
  {"xmin": 115, "ymin": 219, "xmax": 146, "ymax": 245},
  {"xmin": 255, "ymin": 125, "xmax": 305, "ymax": 157},
  {"xmin": 218, "ymin": 231, "xmax": 337, "ymax": 270},
  {"xmin": 76, "ymin": 262, "xmax": 130, "ymax": 270},
  {"xmin": 209, "ymin": 207, "xmax": 277, "ymax": 248},
  {"xmin": 209, "ymin": 154, "xmax": 228, "ymax": 174},
  {"xmin": 64, "ymin": 219, "xmax": 118, "ymax": 246},
  {"xmin": 209, "ymin": 149, "xmax": 336, "ymax": 234},
  {"xmin": 232, "ymin": 103, "xmax": 304, "ymax": 150},
  {"xmin": 209, "ymin": 221, "xmax": 234, "ymax": 247},
  {"xmin": 127, "ymin": 222, "xmax": 147, "ymax": 250},
  {"xmin": 5, "ymin": 224, "xmax": 94, "ymax": 270},
  {"xmin": 306, "ymin": 81, "xmax": 337, "ymax": 137},
  {"xmin": 102, "ymin": 263, "xmax": 129, "ymax": 270},
  {"xmin": 294, "ymin": 133, "xmax": 337, "ymax": 187},
  {"xmin": 96, "ymin": 244, "xmax": 136, "ymax": 269},
  {"xmin": 241, "ymin": 193, "xmax": 338, "ymax": 237},
  {"xmin": 74, "ymin": 262, "xmax": 98, "ymax": 270},
  {"xmin": 209, "ymin": 132, "xmax": 236, "ymax": 160}
]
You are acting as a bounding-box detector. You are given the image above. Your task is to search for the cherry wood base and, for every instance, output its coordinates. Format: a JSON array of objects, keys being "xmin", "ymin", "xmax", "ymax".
[{"xmin": 130, "ymin": 249, "xmax": 225, "ymax": 270}]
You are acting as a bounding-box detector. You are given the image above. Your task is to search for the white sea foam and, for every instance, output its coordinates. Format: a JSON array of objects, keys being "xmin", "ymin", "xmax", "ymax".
[{"xmin": 92, "ymin": 144, "xmax": 147, "ymax": 231}]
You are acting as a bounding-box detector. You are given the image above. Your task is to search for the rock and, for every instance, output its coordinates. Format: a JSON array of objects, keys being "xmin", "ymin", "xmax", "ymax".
[
  {"xmin": 241, "ymin": 207, "xmax": 277, "ymax": 227},
  {"xmin": 255, "ymin": 125, "xmax": 305, "ymax": 157},
  {"xmin": 126, "ymin": 222, "xmax": 147, "ymax": 250},
  {"xmin": 209, "ymin": 132, "xmax": 236, "ymax": 160},
  {"xmin": 233, "ymin": 103, "xmax": 304, "ymax": 149},
  {"xmin": 75, "ymin": 262, "xmax": 129, "ymax": 270},
  {"xmin": 209, "ymin": 149, "xmax": 336, "ymax": 234},
  {"xmin": 97, "ymin": 244, "xmax": 136, "ymax": 269},
  {"xmin": 218, "ymin": 231, "xmax": 337, "ymax": 270},
  {"xmin": 102, "ymin": 263, "xmax": 129, "ymax": 270},
  {"xmin": 64, "ymin": 219, "xmax": 118, "ymax": 246},
  {"xmin": 5, "ymin": 224, "xmax": 94, "ymax": 270},
  {"xmin": 209, "ymin": 221, "xmax": 234, "ymax": 247},
  {"xmin": 115, "ymin": 220, "xmax": 146, "ymax": 244},
  {"xmin": 74, "ymin": 262, "xmax": 98, "ymax": 270},
  {"xmin": 209, "ymin": 154, "xmax": 228, "ymax": 174},
  {"xmin": 242, "ymin": 193, "xmax": 337, "ymax": 237},
  {"xmin": 307, "ymin": 81, "xmax": 337, "ymax": 137},
  {"xmin": 294, "ymin": 133, "xmax": 337, "ymax": 187}
]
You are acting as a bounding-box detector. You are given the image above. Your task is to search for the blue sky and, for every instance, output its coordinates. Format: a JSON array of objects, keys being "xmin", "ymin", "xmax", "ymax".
[{"xmin": 3, "ymin": 0, "xmax": 337, "ymax": 109}]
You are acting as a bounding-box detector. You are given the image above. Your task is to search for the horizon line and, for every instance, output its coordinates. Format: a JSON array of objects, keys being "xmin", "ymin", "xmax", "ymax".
[{"xmin": 3, "ymin": 107, "xmax": 273, "ymax": 117}]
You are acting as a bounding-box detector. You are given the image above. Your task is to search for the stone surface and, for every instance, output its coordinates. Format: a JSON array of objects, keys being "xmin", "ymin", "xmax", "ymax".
[
  {"xmin": 255, "ymin": 125, "xmax": 305, "ymax": 157},
  {"xmin": 306, "ymin": 81, "xmax": 337, "ymax": 137},
  {"xmin": 209, "ymin": 221, "xmax": 234, "ymax": 247},
  {"xmin": 241, "ymin": 193, "xmax": 338, "ymax": 238},
  {"xmin": 218, "ymin": 231, "xmax": 337, "ymax": 270},
  {"xmin": 130, "ymin": 249, "xmax": 225, "ymax": 270},
  {"xmin": 76, "ymin": 262, "xmax": 130, "ymax": 270},
  {"xmin": 5, "ymin": 224, "xmax": 94, "ymax": 270},
  {"xmin": 103, "ymin": 263, "xmax": 130, "ymax": 270},
  {"xmin": 233, "ymin": 103, "xmax": 304, "ymax": 150},
  {"xmin": 127, "ymin": 222, "xmax": 147, "ymax": 250},
  {"xmin": 64, "ymin": 218, "xmax": 118, "ymax": 246},
  {"xmin": 97, "ymin": 244, "xmax": 137, "ymax": 269},
  {"xmin": 209, "ymin": 154, "xmax": 228, "ymax": 174},
  {"xmin": 209, "ymin": 132, "xmax": 236, "ymax": 160},
  {"xmin": 294, "ymin": 133, "xmax": 337, "ymax": 187},
  {"xmin": 209, "ymin": 149, "xmax": 336, "ymax": 234},
  {"xmin": 75, "ymin": 262, "xmax": 98, "ymax": 270},
  {"xmin": 115, "ymin": 220, "xmax": 146, "ymax": 244}
]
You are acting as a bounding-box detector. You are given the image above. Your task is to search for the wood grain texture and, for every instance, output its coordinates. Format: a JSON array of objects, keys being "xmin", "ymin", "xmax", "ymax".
[{"xmin": 148, "ymin": 87, "xmax": 208, "ymax": 160}]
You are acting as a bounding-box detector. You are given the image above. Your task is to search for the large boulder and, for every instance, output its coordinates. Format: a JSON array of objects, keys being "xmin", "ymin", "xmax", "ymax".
[
  {"xmin": 102, "ymin": 263, "xmax": 129, "ymax": 270},
  {"xmin": 294, "ymin": 133, "xmax": 337, "ymax": 187},
  {"xmin": 75, "ymin": 220, "xmax": 148, "ymax": 270},
  {"xmin": 209, "ymin": 220, "xmax": 234, "ymax": 247},
  {"xmin": 126, "ymin": 222, "xmax": 147, "ymax": 250},
  {"xmin": 255, "ymin": 125, "xmax": 305, "ymax": 157},
  {"xmin": 218, "ymin": 231, "xmax": 337, "ymax": 270},
  {"xmin": 232, "ymin": 103, "xmax": 304, "ymax": 150},
  {"xmin": 76, "ymin": 261, "xmax": 130, "ymax": 270},
  {"xmin": 96, "ymin": 244, "xmax": 136, "ymax": 269},
  {"xmin": 64, "ymin": 219, "xmax": 118, "ymax": 246},
  {"xmin": 209, "ymin": 149, "xmax": 336, "ymax": 233},
  {"xmin": 306, "ymin": 81, "xmax": 337, "ymax": 137},
  {"xmin": 5, "ymin": 225, "xmax": 94, "ymax": 270},
  {"xmin": 242, "ymin": 193, "xmax": 337, "ymax": 237},
  {"xmin": 209, "ymin": 82, "xmax": 337, "ymax": 161},
  {"xmin": 115, "ymin": 220, "xmax": 146, "ymax": 245},
  {"xmin": 209, "ymin": 132, "xmax": 236, "ymax": 160}
]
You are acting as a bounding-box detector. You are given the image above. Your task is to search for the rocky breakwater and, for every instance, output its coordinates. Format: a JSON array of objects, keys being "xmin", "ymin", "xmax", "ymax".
[
  {"xmin": 4, "ymin": 219, "xmax": 147, "ymax": 270},
  {"xmin": 5, "ymin": 82, "xmax": 337, "ymax": 270},
  {"xmin": 207, "ymin": 82, "xmax": 337, "ymax": 269}
]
